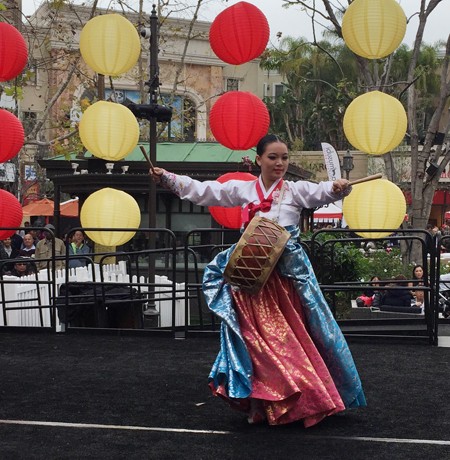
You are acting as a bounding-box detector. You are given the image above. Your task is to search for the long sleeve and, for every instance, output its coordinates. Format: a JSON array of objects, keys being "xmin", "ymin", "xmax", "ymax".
[
  {"xmin": 160, "ymin": 171, "xmax": 251, "ymax": 208},
  {"xmin": 159, "ymin": 171, "xmax": 351, "ymax": 227},
  {"xmin": 289, "ymin": 180, "xmax": 350, "ymax": 210}
]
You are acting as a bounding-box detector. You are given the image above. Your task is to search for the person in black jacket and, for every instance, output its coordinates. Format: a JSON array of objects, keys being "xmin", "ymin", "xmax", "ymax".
[
  {"xmin": 356, "ymin": 276, "xmax": 383, "ymax": 307},
  {"xmin": 381, "ymin": 274, "xmax": 413, "ymax": 307},
  {"xmin": 0, "ymin": 237, "xmax": 20, "ymax": 274}
]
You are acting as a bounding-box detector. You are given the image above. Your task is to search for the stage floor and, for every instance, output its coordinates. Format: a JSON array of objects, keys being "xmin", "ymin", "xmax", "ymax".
[{"xmin": 1, "ymin": 331, "xmax": 449, "ymax": 459}]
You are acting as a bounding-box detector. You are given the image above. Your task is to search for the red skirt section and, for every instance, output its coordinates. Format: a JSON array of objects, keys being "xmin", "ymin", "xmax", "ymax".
[{"xmin": 229, "ymin": 271, "xmax": 345, "ymax": 427}]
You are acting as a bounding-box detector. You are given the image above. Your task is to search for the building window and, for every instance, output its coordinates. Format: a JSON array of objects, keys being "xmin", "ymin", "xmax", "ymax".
[
  {"xmin": 104, "ymin": 89, "xmax": 196, "ymax": 141},
  {"xmin": 225, "ymin": 78, "xmax": 239, "ymax": 92},
  {"xmin": 273, "ymin": 84, "xmax": 285, "ymax": 98},
  {"xmin": 21, "ymin": 112, "xmax": 37, "ymax": 135},
  {"xmin": 23, "ymin": 59, "xmax": 38, "ymax": 85}
]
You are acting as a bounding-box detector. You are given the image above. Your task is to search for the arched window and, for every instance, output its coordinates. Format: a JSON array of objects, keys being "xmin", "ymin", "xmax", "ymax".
[{"xmin": 104, "ymin": 89, "xmax": 197, "ymax": 141}]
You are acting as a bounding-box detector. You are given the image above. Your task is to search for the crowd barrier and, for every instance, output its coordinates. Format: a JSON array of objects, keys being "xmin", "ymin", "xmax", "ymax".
[{"xmin": 0, "ymin": 262, "xmax": 188, "ymax": 330}]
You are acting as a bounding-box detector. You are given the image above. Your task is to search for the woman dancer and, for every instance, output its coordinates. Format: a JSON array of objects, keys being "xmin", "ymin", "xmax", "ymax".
[{"xmin": 150, "ymin": 134, "xmax": 366, "ymax": 427}]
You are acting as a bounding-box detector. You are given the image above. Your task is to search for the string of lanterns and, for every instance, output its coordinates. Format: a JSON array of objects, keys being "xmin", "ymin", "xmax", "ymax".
[
  {"xmin": 0, "ymin": 22, "xmax": 28, "ymax": 237},
  {"xmin": 208, "ymin": 2, "xmax": 270, "ymax": 228},
  {"xmin": 341, "ymin": 0, "xmax": 408, "ymax": 238},
  {"xmin": 78, "ymin": 14, "xmax": 142, "ymax": 246}
]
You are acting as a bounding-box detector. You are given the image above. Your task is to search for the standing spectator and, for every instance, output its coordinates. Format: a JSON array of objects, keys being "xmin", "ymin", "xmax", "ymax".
[
  {"xmin": 0, "ymin": 237, "xmax": 20, "ymax": 274},
  {"xmin": 19, "ymin": 234, "xmax": 36, "ymax": 258},
  {"xmin": 35, "ymin": 224, "xmax": 66, "ymax": 271},
  {"xmin": 68, "ymin": 230, "xmax": 91, "ymax": 268},
  {"xmin": 10, "ymin": 232, "xmax": 23, "ymax": 252}
]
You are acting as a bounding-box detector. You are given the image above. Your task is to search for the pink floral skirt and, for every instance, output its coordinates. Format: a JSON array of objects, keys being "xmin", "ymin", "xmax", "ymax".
[{"xmin": 217, "ymin": 271, "xmax": 345, "ymax": 427}]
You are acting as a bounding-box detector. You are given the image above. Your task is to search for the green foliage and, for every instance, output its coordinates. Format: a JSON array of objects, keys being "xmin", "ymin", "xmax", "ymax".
[
  {"xmin": 303, "ymin": 232, "xmax": 412, "ymax": 318},
  {"xmin": 440, "ymin": 261, "xmax": 450, "ymax": 275},
  {"xmin": 260, "ymin": 36, "xmax": 443, "ymax": 151}
]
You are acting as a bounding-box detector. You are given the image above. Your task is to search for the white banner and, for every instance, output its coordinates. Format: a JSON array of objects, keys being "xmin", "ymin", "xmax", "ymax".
[
  {"xmin": 321, "ymin": 142, "xmax": 342, "ymax": 182},
  {"xmin": 321, "ymin": 143, "xmax": 343, "ymax": 225}
]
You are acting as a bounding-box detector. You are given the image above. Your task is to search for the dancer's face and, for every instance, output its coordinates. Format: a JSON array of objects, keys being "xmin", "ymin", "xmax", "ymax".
[{"xmin": 256, "ymin": 141, "xmax": 289, "ymax": 189}]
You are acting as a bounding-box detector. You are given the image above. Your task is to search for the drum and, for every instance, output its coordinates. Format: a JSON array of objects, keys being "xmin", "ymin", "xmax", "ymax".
[{"xmin": 224, "ymin": 216, "xmax": 291, "ymax": 294}]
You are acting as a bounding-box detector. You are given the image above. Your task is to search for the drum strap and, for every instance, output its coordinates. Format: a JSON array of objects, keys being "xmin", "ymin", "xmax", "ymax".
[{"xmin": 241, "ymin": 179, "xmax": 284, "ymax": 226}]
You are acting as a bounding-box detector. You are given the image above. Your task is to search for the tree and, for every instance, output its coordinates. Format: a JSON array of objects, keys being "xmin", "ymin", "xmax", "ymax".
[
  {"xmin": 260, "ymin": 36, "xmax": 359, "ymax": 150},
  {"xmin": 279, "ymin": 0, "xmax": 449, "ymax": 262},
  {"xmin": 1, "ymin": 0, "xmax": 212, "ymax": 203}
]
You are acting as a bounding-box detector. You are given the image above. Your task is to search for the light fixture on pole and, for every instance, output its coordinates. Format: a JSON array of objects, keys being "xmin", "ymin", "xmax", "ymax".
[{"xmin": 342, "ymin": 150, "xmax": 354, "ymax": 180}]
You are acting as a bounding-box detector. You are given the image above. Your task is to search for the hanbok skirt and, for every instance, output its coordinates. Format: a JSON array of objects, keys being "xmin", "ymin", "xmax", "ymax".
[{"xmin": 203, "ymin": 226, "xmax": 366, "ymax": 428}]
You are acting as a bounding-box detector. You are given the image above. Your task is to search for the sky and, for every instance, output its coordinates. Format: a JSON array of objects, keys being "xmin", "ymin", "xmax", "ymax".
[{"xmin": 22, "ymin": 0, "xmax": 449, "ymax": 47}]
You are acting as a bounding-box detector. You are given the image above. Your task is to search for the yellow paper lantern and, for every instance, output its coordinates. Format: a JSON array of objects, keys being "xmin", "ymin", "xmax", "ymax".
[
  {"xmin": 343, "ymin": 179, "xmax": 406, "ymax": 238},
  {"xmin": 79, "ymin": 101, "xmax": 139, "ymax": 161},
  {"xmin": 343, "ymin": 91, "xmax": 407, "ymax": 155},
  {"xmin": 80, "ymin": 14, "xmax": 141, "ymax": 76},
  {"xmin": 80, "ymin": 188, "xmax": 141, "ymax": 246},
  {"xmin": 342, "ymin": 0, "xmax": 406, "ymax": 59}
]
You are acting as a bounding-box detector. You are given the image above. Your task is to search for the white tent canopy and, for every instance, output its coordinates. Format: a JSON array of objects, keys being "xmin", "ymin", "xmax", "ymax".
[{"xmin": 313, "ymin": 202, "xmax": 343, "ymax": 222}]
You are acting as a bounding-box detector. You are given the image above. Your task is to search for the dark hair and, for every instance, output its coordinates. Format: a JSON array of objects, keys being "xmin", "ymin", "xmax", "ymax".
[
  {"xmin": 256, "ymin": 134, "xmax": 286, "ymax": 157},
  {"xmin": 393, "ymin": 274, "xmax": 408, "ymax": 286},
  {"xmin": 412, "ymin": 265, "xmax": 424, "ymax": 279}
]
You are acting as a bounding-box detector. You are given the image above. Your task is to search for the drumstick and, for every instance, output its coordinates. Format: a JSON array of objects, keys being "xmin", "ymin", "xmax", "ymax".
[
  {"xmin": 348, "ymin": 173, "xmax": 383, "ymax": 186},
  {"xmin": 139, "ymin": 145, "xmax": 155, "ymax": 171}
]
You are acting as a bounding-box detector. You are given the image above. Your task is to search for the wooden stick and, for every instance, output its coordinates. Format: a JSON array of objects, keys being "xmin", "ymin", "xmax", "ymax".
[
  {"xmin": 139, "ymin": 145, "xmax": 155, "ymax": 170},
  {"xmin": 348, "ymin": 173, "xmax": 383, "ymax": 186}
]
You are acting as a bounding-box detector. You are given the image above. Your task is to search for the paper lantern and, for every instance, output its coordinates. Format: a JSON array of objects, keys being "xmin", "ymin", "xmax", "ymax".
[
  {"xmin": 343, "ymin": 91, "xmax": 407, "ymax": 155},
  {"xmin": 0, "ymin": 189, "xmax": 23, "ymax": 239},
  {"xmin": 0, "ymin": 23, "xmax": 28, "ymax": 82},
  {"xmin": 209, "ymin": 172, "xmax": 257, "ymax": 228},
  {"xmin": 0, "ymin": 109, "xmax": 25, "ymax": 162},
  {"xmin": 209, "ymin": 2, "xmax": 269, "ymax": 65},
  {"xmin": 342, "ymin": 0, "xmax": 406, "ymax": 59},
  {"xmin": 79, "ymin": 101, "xmax": 139, "ymax": 161},
  {"xmin": 80, "ymin": 188, "xmax": 141, "ymax": 246},
  {"xmin": 343, "ymin": 179, "xmax": 406, "ymax": 238},
  {"xmin": 80, "ymin": 14, "xmax": 141, "ymax": 76},
  {"xmin": 210, "ymin": 92, "xmax": 270, "ymax": 150}
]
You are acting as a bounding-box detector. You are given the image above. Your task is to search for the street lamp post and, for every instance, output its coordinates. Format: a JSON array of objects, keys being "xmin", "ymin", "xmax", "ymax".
[{"xmin": 342, "ymin": 149, "xmax": 354, "ymax": 180}]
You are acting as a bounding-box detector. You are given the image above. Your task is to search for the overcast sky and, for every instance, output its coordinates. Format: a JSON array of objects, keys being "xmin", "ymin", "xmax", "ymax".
[{"xmin": 23, "ymin": 0, "xmax": 448, "ymax": 47}]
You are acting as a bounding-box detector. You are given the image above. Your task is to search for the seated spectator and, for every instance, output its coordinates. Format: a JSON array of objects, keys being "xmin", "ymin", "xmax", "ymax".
[
  {"xmin": 381, "ymin": 274, "xmax": 413, "ymax": 307},
  {"xmin": 26, "ymin": 228, "xmax": 40, "ymax": 246},
  {"xmin": 68, "ymin": 230, "xmax": 91, "ymax": 268},
  {"xmin": 0, "ymin": 237, "xmax": 20, "ymax": 274},
  {"xmin": 7, "ymin": 257, "xmax": 37, "ymax": 277},
  {"xmin": 356, "ymin": 276, "xmax": 383, "ymax": 307},
  {"xmin": 19, "ymin": 233, "xmax": 36, "ymax": 258},
  {"xmin": 408, "ymin": 265, "xmax": 425, "ymax": 307}
]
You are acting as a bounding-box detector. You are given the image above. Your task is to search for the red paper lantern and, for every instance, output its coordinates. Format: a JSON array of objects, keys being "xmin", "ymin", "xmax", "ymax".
[
  {"xmin": 0, "ymin": 189, "xmax": 23, "ymax": 239},
  {"xmin": 0, "ymin": 109, "xmax": 25, "ymax": 162},
  {"xmin": 209, "ymin": 172, "xmax": 257, "ymax": 228},
  {"xmin": 0, "ymin": 23, "xmax": 28, "ymax": 82},
  {"xmin": 210, "ymin": 91, "xmax": 270, "ymax": 150},
  {"xmin": 209, "ymin": 1, "xmax": 269, "ymax": 65}
]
